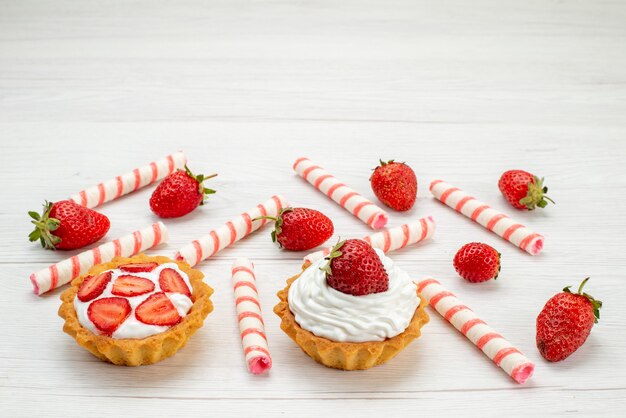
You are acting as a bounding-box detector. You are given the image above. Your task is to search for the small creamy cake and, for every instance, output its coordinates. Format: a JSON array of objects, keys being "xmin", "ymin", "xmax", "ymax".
[
  {"xmin": 275, "ymin": 241, "xmax": 429, "ymax": 370},
  {"xmin": 59, "ymin": 254, "xmax": 213, "ymax": 366}
]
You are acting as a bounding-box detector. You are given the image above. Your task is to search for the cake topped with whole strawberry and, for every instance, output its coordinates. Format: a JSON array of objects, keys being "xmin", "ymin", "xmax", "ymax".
[{"xmin": 275, "ymin": 239, "xmax": 429, "ymax": 370}]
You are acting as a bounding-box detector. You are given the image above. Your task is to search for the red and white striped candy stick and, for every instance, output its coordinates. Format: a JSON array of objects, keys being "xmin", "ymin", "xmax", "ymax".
[
  {"xmin": 70, "ymin": 151, "xmax": 187, "ymax": 208},
  {"xmin": 303, "ymin": 216, "xmax": 436, "ymax": 264},
  {"xmin": 417, "ymin": 277, "xmax": 535, "ymax": 384},
  {"xmin": 30, "ymin": 222, "xmax": 168, "ymax": 295},
  {"xmin": 293, "ymin": 157, "xmax": 388, "ymax": 229},
  {"xmin": 232, "ymin": 258, "xmax": 272, "ymax": 375},
  {"xmin": 175, "ymin": 195, "xmax": 289, "ymax": 267},
  {"xmin": 430, "ymin": 180, "xmax": 544, "ymax": 255}
]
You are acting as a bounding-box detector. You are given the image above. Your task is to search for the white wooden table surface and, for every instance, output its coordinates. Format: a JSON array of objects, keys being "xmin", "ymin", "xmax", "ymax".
[{"xmin": 1, "ymin": 1, "xmax": 625, "ymax": 416}]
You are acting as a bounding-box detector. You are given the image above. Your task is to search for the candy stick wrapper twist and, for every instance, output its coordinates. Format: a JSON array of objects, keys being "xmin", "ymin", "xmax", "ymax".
[
  {"xmin": 293, "ymin": 157, "xmax": 388, "ymax": 229},
  {"xmin": 175, "ymin": 195, "xmax": 289, "ymax": 267},
  {"xmin": 430, "ymin": 180, "xmax": 544, "ymax": 255},
  {"xmin": 70, "ymin": 151, "xmax": 187, "ymax": 208},
  {"xmin": 232, "ymin": 258, "xmax": 272, "ymax": 375},
  {"xmin": 304, "ymin": 216, "xmax": 436, "ymax": 264},
  {"xmin": 417, "ymin": 277, "xmax": 535, "ymax": 384},
  {"xmin": 30, "ymin": 222, "xmax": 168, "ymax": 295}
]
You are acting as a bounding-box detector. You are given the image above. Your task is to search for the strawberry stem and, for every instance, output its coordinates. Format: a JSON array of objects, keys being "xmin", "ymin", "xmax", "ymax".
[
  {"xmin": 252, "ymin": 215, "xmax": 278, "ymax": 222},
  {"xmin": 252, "ymin": 208, "xmax": 292, "ymax": 246}
]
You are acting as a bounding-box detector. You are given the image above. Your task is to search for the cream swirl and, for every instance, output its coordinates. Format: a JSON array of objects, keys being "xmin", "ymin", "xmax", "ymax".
[{"xmin": 288, "ymin": 249, "xmax": 419, "ymax": 343}]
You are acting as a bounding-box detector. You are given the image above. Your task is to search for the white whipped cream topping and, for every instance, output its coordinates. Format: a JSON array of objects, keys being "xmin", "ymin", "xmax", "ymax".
[
  {"xmin": 74, "ymin": 262, "xmax": 193, "ymax": 339},
  {"xmin": 288, "ymin": 249, "xmax": 419, "ymax": 343}
]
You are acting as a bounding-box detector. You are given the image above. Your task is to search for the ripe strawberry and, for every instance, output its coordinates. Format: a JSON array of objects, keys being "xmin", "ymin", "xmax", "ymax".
[
  {"xmin": 135, "ymin": 292, "xmax": 182, "ymax": 326},
  {"xmin": 159, "ymin": 268, "xmax": 191, "ymax": 297},
  {"xmin": 453, "ymin": 242, "xmax": 501, "ymax": 283},
  {"xmin": 498, "ymin": 170, "xmax": 554, "ymax": 210},
  {"xmin": 77, "ymin": 271, "xmax": 113, "ymax": 302},
  {"xmin": 119, "ymin": 262, "xmax": 159, "ymax": 273},
  {"xmin": 536, "ymin": 278, "xmax": 602, "ymax": 362},
  {"xmin": 28, "ymin": 200, "xmax": 110, "ymax": 250},
  {"xmin": 112, "ymin": 275, "xmax": 155, "ymax": 297},
  {"xmin": 87, "ymin": 297, "xmax": 132, "ymax": 334},
  {"xmin": 370, "ymin": 159, "xmax": 417, "ymax": 211},
  {"xmin": 149, "ymin": 165, "xmax": 217, "ymax": 218},
  {"xmin": 321, "ymin": 239, "xmax": 389, "ymax": 296},
  {"xmin": 254, "ymin": 207, "xmax": 334, "ymax": 251}
]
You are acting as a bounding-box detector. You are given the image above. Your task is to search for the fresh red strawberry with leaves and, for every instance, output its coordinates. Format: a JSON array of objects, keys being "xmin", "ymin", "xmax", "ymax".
[
  {"xmin": 321, "ymin": 239, "xmax": 389, "ymax": 296},
  {"xmin": 78, "ymin": 271, "xmax": 113, "ymax": 302},
  {"xmin": 150, "ymin": 165, "xmax": 217, "ymax": 218},
  {"xmin": 119, "ymin": 262, "xmax": 159, "ymax": 273},
  {"xmin": 28, "ymin": 200, "xmax": 110, "ymax": 250},
  {"xmin": 88, "ymin": 297, "xmax": 132, "ymax": 334},
  {"xmin": 159, "ymin": 268, "xmax": 191, "ymax": 297},
  {"xmin": 370, "ymin": 159, "xmax": 417, "ymax": 211},
  {"xmin": 536, "ymin": 278, "xmax": 602, "ymax": 362},
  {"xmin": 112, "ymin": 275, "xmax": 155, "ymax": 297},
  {"xmin": 254, "ymin": 207, "xmax": 334, "ymax": 251},
  {"xmin": 498, "ymin": 170, "xmax": 554, "ymax": 210},
  {"xmin": 135, "ymin": 292, "xmax": 182, "ymax": 326},
  {"xmin": 453, "ymin": 242, "xmax": 501, "ymax": 283}
]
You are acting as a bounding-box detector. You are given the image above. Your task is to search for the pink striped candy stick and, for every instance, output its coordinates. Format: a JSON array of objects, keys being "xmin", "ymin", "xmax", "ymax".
[
  {"xmin": 232, "ymin": 258, "xmax": 272, "ymax": 375},
  {"xmin": 417, "ymin": 278, "xmax": 535, "ymax": 384},
  {"xmin": 303, "ymin": 216, "xmax": 436, "ymax": 264},
  {"xmin": 175, "ymin": 195, "xmax": 289, "ymax": 267},
  {"xmin": 70, "ymin": 151, "xmax": 187, "ymax": 208},
  {"xmin": 30, "ymin": 222, "xmax": 168, "ymax": 296},
  {"xmin": 293, "ymin": 157, "xmax": 388, "ymax": 229},
  {"xmin": 430, "ymin": 180, "xmax": 544, "ymax": 255}
]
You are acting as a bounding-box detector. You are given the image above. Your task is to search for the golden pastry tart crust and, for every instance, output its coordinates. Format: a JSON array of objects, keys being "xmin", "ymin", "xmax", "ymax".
[
  {"xmin": 58, "ymin": 254, "xmax": 213, "ymax": 366},
  {"xmin": 274, "ymin": 262, "xmax": 429, "ymax": 370}
]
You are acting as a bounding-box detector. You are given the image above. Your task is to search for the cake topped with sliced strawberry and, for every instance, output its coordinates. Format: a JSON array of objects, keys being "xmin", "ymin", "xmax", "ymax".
[{"xmin": 73, "ymin": 260, "xmax": 194, "ymax": 339}]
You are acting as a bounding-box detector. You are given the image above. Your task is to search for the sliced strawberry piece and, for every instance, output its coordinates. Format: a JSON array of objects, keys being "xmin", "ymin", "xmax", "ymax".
[
  {"xmin": 118, "ymin": 262, "xmax": 159, "ymax": 273},
  {"xmin": 111, "ymin": 275, "xmax": 155, "ymax": 297},
  {"xmin": 87, "ymin": 297, "xmax": 131, "ymax": 334},
  {"xmin": 77, "ymin": 271, "xmax": 113, "ymax": 302},
  {"xmin": 159, "ymin": 268, "xmax": 191, "ymax": 297},
  {"xmin": 135, "ymin": 292, "xmax": 182, "ymax": 326}
]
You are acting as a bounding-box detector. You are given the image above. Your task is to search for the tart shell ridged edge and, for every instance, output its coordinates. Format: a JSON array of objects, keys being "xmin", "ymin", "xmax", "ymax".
[
  {"xmin": 58, "ymin": 253, "xmax": 214, "ymax": 366},
  {"xmin": 274, "ymin": 262, "xmax": 430, "ymax": 370}
]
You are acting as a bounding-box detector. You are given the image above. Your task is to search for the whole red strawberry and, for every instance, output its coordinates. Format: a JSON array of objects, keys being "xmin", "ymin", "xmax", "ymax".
[
  {"xmin": 255, "ymin": 207, "xmax": 334, "ymax": 251},
  {"xmin": 150, "ymin": 165, "xmax": 216, "ymax": 218},
  {"xmin": 536, "ymin": 278, "xmax": 602, "ymax": 362},
  {"xmin": 370, "ymin": 159, "xmax": 417, "ymax": 211},
  {"xmin": 453, "ymin": 242, "xmax": 500, "ymax": 283},
  {"xmin": 28, "ymin": 200, "xmax": 110, "ymax": 250},
  {"xmin": 321, "ymin": 239, "xmax": 389, "ymax": 296},
  {"xmin": 498, "ymin": 170, "xmax": 554, "ymax": 210}
]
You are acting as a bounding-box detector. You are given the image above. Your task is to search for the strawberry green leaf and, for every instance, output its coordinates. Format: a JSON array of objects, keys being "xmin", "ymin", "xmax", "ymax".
[
  {"xmin": 28, "ymin": 229, "xmax": 41, "ymax": 242},
  {"xmin": 27, "ymin": 201, "xmax": 62, "ymax": 250},
  {"xmin": 320, "ymin": 239, "xmax": 345, "ymax": 277}
]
